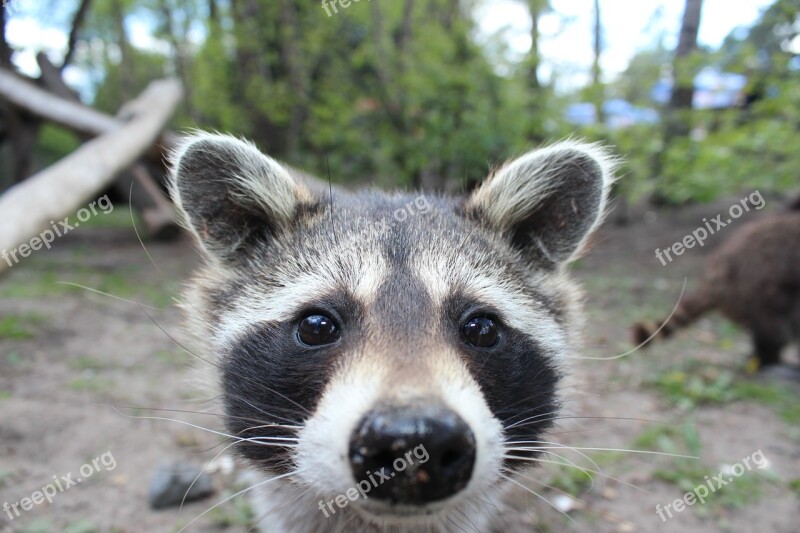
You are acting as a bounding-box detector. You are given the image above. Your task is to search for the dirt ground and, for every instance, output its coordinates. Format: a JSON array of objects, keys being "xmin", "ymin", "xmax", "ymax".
[{"xmin": 0, "ymin": 193, "xmax": 798, "ymax": 533}]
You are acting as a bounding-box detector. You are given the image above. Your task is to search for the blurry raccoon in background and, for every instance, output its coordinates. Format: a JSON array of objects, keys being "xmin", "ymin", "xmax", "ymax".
[
  {"xmin": 633, "ymin": 198, "xmax": 800, "ymax": 374},
  {"xmin": 170, "ymin": 133, "xmax": 615, "ymax": 532}
]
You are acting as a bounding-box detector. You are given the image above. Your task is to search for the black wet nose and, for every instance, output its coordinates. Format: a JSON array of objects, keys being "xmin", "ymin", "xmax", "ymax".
[{"xmin": 348, "ymin": 404, "xmax": 476, "ymax": 504}]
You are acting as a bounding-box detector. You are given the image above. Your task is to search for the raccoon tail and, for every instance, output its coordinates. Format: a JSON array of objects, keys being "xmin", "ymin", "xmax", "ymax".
[{"xmin": 631, "ymin": 289, "xmax": 714, "ymax": 347}]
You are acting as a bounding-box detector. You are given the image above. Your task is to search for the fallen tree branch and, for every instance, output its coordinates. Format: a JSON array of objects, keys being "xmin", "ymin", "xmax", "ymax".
[
  {"xmin": 0, "ymin": 78, "xmax": 182, "ymax": 273},
  {"xmin": 0, "ymin": 66, "xmax": 182, "ymax": 236},
  {"xmin": 0, "ymin": 67, "xmax": 120, "ymax": 136}
]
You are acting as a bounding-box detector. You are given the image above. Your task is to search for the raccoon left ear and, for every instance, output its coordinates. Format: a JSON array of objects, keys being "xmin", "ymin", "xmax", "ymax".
[
  {"xmin": 467, "ymin": 141, "xmax": 616, "ymax": 265},
  {"xmin": 170, "ymin": 133, "xmax": 314, "ymax": 262}
]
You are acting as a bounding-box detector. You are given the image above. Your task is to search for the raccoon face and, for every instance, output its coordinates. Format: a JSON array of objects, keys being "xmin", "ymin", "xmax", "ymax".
[{"xmin": 171, "ymin": 134, "xmax": 613, "ymax": 525}]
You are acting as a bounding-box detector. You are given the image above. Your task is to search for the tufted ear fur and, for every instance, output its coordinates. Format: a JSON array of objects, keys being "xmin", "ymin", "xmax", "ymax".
[
  {"xmin": 169, "ymin": 133, "xmax": 314, "ymax": 262},
  {"xmin": 467, "ymin": 140, "xmax": 616, "ymax": 266}
]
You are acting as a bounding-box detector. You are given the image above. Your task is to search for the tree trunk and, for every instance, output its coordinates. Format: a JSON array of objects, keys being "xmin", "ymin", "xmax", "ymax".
[
  {"xmin": 158, "ymin": 0, "xmax": 200, "ymax": 123},
  {"xmin": 591, "ymin": 0, "xmax": 604, "ymax": 123},
  {"xmin": 62, "ymin": 0, "xmax": 92, "ymax": 70},
  {"xmin": 279, "ymin": 0, "xmax": 308, "ymax": 158},
  {"xmin": 0, "ymin": 6, "xmax": 11, "ymax": 68},
  {"xmin": 37, "ymin": 53, "xmax": 81, "ymax": 101},
  {"xmin": 669, "ymin": 0, "xmax": 703, "ymax": 114},
  {"xmin": 112, "ymin": 0, "xmax": 133, "ymax": 101},
  {"xmin": 526, "ymin": 0, "xmax": 547, "ymax": 142},
  {"xmin": 0, "ymin": 5, "xmax": 38, "ymax": 187},
  {"xmin": 652, "ymin": 0, "xmax": 703, "ymax": 203},
  {"xmin": 0, "ymin": 78, "xmax": 183, "ymax": 273}
]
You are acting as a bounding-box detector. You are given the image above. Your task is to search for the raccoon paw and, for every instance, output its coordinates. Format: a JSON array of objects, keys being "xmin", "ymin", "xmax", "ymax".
[{"xmin": 631, "ymin": 322, "xmax": 657, "ymax": 347}]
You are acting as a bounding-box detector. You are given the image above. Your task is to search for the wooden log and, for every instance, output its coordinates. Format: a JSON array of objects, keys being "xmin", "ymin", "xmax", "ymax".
[
  {"xmin": 0, "ymin": 66, "xmax": 330, "ymax": 204},
  {"xmin": 0, "ymin": 78, "xmax": 182, "ymax": 273},
  {"xmin": 0, "ymin": 67, "xmax": 119, "ymax": 136},
  {"xmin": 0, "ymin": 66, "xmax": 180, "ymax": 236}
]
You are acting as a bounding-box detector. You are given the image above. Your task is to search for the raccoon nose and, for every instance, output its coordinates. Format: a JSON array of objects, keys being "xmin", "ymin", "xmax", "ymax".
[{"xmin": 348, "ymin": 404, "xmax": 476, "ymax": 505}]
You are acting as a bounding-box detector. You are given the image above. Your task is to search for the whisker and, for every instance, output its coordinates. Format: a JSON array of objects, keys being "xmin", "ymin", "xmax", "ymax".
[
  {"xmin": 509, "ymin": 414, "xmax": 666, "ymax": 431},
  {"xmin": 236, "ymin": 423, "xmax": 302, "ymax": 434},
  {"xmin": 498, "ymin": 473, "xmax": 575, "ymax": 524},
  {"xmin": 503, "ymin": 455, "xmax": 649, "ymax": 494},
  {"xmin": 569, "ymin": 278, "xmax": 687, "ymax": 361},
  {"xmin": 55, "ymin": 282, "xmax": 162, "ymax": 310},
  {"xmin": 109, "ymin": 404, "xmax": 302, "ymax": 429},
  {"xmin": 180, "ymin": 438, "xmax": 241, "ymax": 512},
  {"xmin": 177, "ymin": 468, "xmax": 307, "ymax": 532},
  {"xmin": 113, "ymin": 409, "xmax": 297, "ymax": 448},
  {"xmin": 507, "ymin": 446, "xmax": 697, "ymax": 459},
  {"xmin": 504, "ymin": 444, "xmax": 601, "ymax": 485},
  {"xmin": 505, "ymin": 466, "xmax": 590, "ymax": 500}
]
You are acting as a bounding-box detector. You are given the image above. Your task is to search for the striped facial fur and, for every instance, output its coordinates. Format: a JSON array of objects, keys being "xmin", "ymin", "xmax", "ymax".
[{"xmin": 171, "ymin": 133, "xmax": 615, "ymax": 531}]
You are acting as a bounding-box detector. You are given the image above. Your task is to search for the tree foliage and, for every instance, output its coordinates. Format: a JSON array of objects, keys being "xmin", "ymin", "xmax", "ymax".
[{"xmin": 1, "ymin": 0, "xmax": 797, "ymax": 201}]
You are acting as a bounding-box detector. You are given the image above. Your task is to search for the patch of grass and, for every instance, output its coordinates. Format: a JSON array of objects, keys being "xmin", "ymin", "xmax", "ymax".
[
  {"xmin": 0, "ymin": 266, "xmax": 177, "ymax": 309},
  {"xmin": 547, "ymin": 462, "xmax": 594, "ymax": 495},
  {"xmin": 0, "ymin": 271, "xmax": 86, "ymax": 298},
  {"xmin": 0, "ymin": 313, "xmax": 44, "ymax": 340},
  {"xmin": 635, "ymin": 422, "xmax": 774, "ymax": 514},
  {"xmin": 0, "ymin": 469, "xmax": 11, "ymax": 489},
  {"xmin": 650, "ymin": 366, "xmax": 739, "ymax": 409},
  {"xmin": 648, "ymin": 361, "xmax": 800, "ymax": 423},
  {"xmin": 77, "ymin": 206, "xmax": 138, "ymax": 230},
  {"xmin": 654, "ymin": 462, "xmax": 771, "ymax": 512},
  {"xmin": 69, "ymin": 356, "xmax": 109, "ymax": 371},
  {"xmin": 18, "ymin": 519, "xmax": 56, "ymax": 533},
  {"xmin": 546, "ymin": 451, "xmax": 624, "ymax": 496},
  {"xmin": 6, "ymin": 351, "xmax": 23, "ymax": 366},
  {"xmin": 207, "ymin": 491, "xmax": 254, "ymax": 527},
  {"xmin": 789, "ymin": 479, "xmax": 800, "ymax": 496},
  {"xmin": 633, "ymin": 421, "xmax": 702, "ymax": 458},
  {"xmin": 64, "ymin": 519, "xmax": 97, "ymax": 533},
  {"xmin": 154, "ymin": 349, "xmax": 190, "ymax": 366},
  {"xmin": 68, "ymin": 376, "xmax": 114, "ymax": 393},
  {"xmin": 0, "ymin": 390, "xmax": 12, "ymax": 401}
]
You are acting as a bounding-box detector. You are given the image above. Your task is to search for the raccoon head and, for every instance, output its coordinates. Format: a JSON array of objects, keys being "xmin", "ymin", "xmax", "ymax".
[{"xmin": 171, "ymin": 134, "xmax": 613, "ymax": 527}]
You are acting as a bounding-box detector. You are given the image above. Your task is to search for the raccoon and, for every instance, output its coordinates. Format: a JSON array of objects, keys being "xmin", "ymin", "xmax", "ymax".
[
  {"xmin": 632, "ymin": 201, "xmax": 800, "ymax": 372},
  {"xmin": 169, "ymin": 133, "xmax": 615, "ymax": 532}
]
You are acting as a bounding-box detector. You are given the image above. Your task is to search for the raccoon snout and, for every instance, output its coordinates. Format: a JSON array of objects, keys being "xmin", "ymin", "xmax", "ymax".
[{"xmin": 348, "ymin": 404, "xmax": 476, "ymax": 505}]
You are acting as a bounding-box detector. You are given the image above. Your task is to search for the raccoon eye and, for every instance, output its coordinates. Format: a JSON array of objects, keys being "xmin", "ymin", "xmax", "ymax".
[
  {"xmin": 461, "ymin": 316, "xmax": 498, "ymax": 348},
  {"xmin": 298, "ymin": 314, "xmax": 340, "ymax": 346}
]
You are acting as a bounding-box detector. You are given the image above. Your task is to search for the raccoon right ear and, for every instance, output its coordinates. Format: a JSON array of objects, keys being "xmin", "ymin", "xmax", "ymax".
[
  {"xmin": 467, "ymin": 141, "xmax": 616, "ymax": 266},
  {"xmin": 170, "ymin": 133, "xmax": 313, "ymax": 262}
]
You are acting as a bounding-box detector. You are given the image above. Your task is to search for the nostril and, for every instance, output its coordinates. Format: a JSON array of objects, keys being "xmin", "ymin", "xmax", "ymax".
[
  {"xmin": 371, "ymin": 450, "xmax": 397, "ymax": 473},
  {"xmin": 440, "ymin": 449, "xmax": 463, "ymax": 471}
]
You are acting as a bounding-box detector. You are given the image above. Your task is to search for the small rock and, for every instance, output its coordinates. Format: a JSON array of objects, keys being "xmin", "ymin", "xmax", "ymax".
[
  {"xmin": 110, "ymin": 474, "xmax": 128, "ymax": 486},
  {"xmin": 207, "ymin": 454, "xmax": 236, "ymax": 476},
  {"xmin": 601, "ymin": 487, "xmax": 618, "ymax": 500},
  {"xmin": 552, "ymin": 494, "xmax": 583, "ymax": 513},
  {"xmin": 175, "ymin": 432, "xmax": 199, "ymax": 448},
  {"xmin": 148, "ymin": 461, "xmax": 215, "ymax": 509}
]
